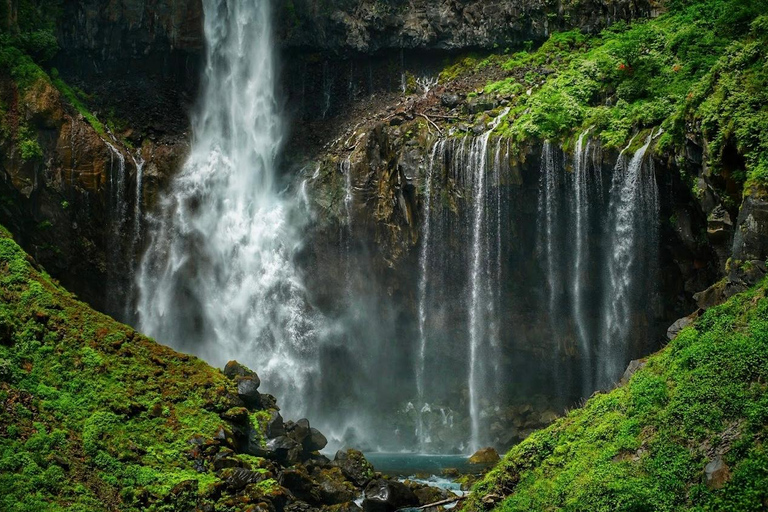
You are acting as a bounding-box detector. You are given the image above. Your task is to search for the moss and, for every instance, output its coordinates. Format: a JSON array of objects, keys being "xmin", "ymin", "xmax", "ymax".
[
  {"xmin": 467, "ymin": 280, "xmax": 768, "ymax": 511},
  {"xmin": 0, "ymin": 226, "xmax": 271, "ymax": 510}
]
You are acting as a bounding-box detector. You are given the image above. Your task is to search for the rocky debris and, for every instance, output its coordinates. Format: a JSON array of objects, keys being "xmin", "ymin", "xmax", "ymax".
[
  {"xmin": 266, "ymin": 436, "xmax": 303, "ymax": 465},
  {"xmin": 704, "ymin": 456, "xmax": 731, "ymax": 489},
  {"xmin": 619, "ymin": 360, "xmax": 647, "ymax": 386},
  {"xmin": 441, "ymin": 93, "xmax": 461, "ymax": 108},
  {"xmin": 313, "ymin": 467, "xmax": 358, "ymax": 505},
  {"xmin": 324, "ymin": 502, "xmax": 364, "ymax": 512},
  {"xmin": 469, "ymin": 447, "xmax": 500, "ymax": 464},
  {"xmin": 331, "ymin": 449, "xmax": 376, "ymax": 487},
  {"xmin": 221, "ymin": 467, "xmax": 270, "ymax": 492},
  {"xmin": 362, "ymin": 478, "xmax": 419, "ymax": 512},
  {"xmin": 280, "ymin": 466, "xmax": 323, "ymax": 504}
]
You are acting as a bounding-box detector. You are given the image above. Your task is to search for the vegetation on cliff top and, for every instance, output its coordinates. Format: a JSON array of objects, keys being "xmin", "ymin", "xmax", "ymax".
[
  {"xmin": 0, "ymin": 225, "xmax": 279, "ymax": 511},
  {"xmin": 466, "ymin": 281, "xmax": 768, "ymax": 511},
  {"xmin": 440, "ymin": 0, "xmax": 768, "ymax": 188}
]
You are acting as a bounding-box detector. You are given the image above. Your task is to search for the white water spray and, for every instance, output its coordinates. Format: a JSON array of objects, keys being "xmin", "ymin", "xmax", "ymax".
[{"xmin": 136, "ymin": 0, "xmax": 316, "ymax": 416}]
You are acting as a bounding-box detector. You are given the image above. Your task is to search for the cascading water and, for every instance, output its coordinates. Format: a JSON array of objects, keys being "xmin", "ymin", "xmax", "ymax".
[
  {"xmin": 599, "ymin": 132, "xmax": 660, "ymax": 388},
  {"xmin": 468, "ymin": 109, "xmax": 509, "ymax": 452},
  {"xmin": 416, "ymin": 141, "xmax": 441, "ymax": 450},
  {"xmin": 571, "ymin": 128, "xmax": 594, "ymax": 396},
  {"xmin": 135, "ymin": 0, "xmax": 317, "ymax": 417}
]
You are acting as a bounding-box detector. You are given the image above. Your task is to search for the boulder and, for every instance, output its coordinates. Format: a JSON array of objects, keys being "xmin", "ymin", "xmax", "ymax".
[
  {"xmin": 289, "ymin": 418, "xmax": 312, "ymax": 445},
  {"xmin": 619, "ymin": 359, "xmax": 647, "ymax": 386},
  {"xmin": 220, "ymin": 467, "xmax": 269, "ymax": 491},
  {"xmin": 314, "ymin": 467, "xmax": 357, "ymax": 504},
  {"xmin": 237, "ymin": 375, "xmax": 262, "ymax": 406},
  {"xmin": 280, "ymin": 466, "xmax": 322, "ymax": 504},
  {"xmin": 469, "ymin": 447, "xmax": 500, "ymax": 464},
  {"xmin": 362, "ymin": 478, "xmax": 418, "ymax": 512},
  {"xmin": 224, "ymin": 361, "xmax": 260, "ymax": 384},
  {"xmin": 705, "ymin": 456, "xmax": 731, "ymax": 489},
  {"xmin": 666, "ymin": 312, "xmax": 699, "ymax": 340},
  {"xmin": 267, "ymin": 411, "xmax": 287, "ymax": 439},
  {"xmin": 440, "ymin": 93, "xmax": 460, "ymax": 108},
  {"xmin": 304, "ymin": 428, "xmax": 328, "ymax": 452},
  {"xmin": 267, "ymin": 436, "xmax": 303, "ymax": 465},
  {"xmin": 331, "ymin": 449, "xmax": 375, "ymax": 487}
]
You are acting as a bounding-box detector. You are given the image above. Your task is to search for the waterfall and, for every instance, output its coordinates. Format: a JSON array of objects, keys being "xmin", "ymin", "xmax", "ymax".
[
  {"xmin": 571, "ymin": 129, "xmax": 593, "ymax": 395},
  {"xmin": 599, "ymin": 132, "xmax": 659, "ymax": 388},
  {"xmin": 468, "ymin": 110, "xmax": 509, "ymax": 453},
  {"xmin": 136, "ymin": 0, "xmax": 316, "ymax": 416},
  {"xmin": 537, "ymin": 141, "xmax": 563, "ymax": 356},
  {"xmin": 416, "ymin": 141, "xmax": 441, "ymax": 450}
]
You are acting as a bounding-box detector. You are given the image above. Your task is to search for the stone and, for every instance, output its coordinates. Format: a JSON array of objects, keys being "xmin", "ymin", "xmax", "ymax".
[
  {"xmin": 314, "ymin": 467, "xmax": 357, "ymax": 504},
  {"xmin": 539, "ymin": 410, "xmax": 558, "ymax": 424},
  {"xmin": 331, "ymin": 449, "xmax": 375, "ymax": 487},
  {"xmin": 441, "ymin": 93, "xmax": 460, "ymax": 108},
  {"xmin": 469, "ymin": 447, "xmax": 500, "ymax": 464},
  {"xmin": 280, "ymin": 466, "xmax": 322, "ymax": 504},
  {"xmin": 667, "ymin": 312, "xmax": 699, "ymax": 340},
  {"xmin": 619, "ymin": 359, "xmax": 647, "ymax": 386},
  {"xmin": 304, "ymin": 428, "xmax": 328, "ymax": 452},
  {"xmin": 221, "ymin": 467, "xmax": 269, "ymax": 491},
  {"xmin": 705, "ymin": 456, "xmax": 731, "ymax": 489},
  {"xmin": 267, "ymin": 411, "xmax": 287, "ymax": 439},
  {"xmin": 362, "ymin": 478, "xmax": 419, "ymax": 512},
  {"xmin": 267, "ymin": 436, "xmax": 303, "ymax": 465},
  {"xmin": 323, "ymin": 502, "xmax": 363, "ymax": 512},
  {"xmin": 224, "ymin": 360, "xmax": 259, "ymax": 382},
  {"xmin": 236, "ymin": 375, "xmax": 261, "ymax": 405}
]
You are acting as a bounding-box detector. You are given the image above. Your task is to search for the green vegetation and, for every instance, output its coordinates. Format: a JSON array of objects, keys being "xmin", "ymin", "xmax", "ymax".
[
  {"xmin": 468, "ymin": 279, "xmax": 768, "ymax": 511},
  {"xmin": 0, "ymin": 226, "xmax": 275, "ymax": 511},
  {"xmin": 50, "ymin": 69, "xmax": 105, "ymax": 136},
  {"xmin": 441, "ymin": 0, "xmax": 768, "ymax": 188}
]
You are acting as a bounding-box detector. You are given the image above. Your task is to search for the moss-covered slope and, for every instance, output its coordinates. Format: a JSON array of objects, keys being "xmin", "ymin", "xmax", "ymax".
[
  {"xmin": 0, "ymin": 224, "xmax": 278, "ymax": 511},
  {"xmin": 467, "ymin": 283, "xmax": 768, "ymax": 511}
]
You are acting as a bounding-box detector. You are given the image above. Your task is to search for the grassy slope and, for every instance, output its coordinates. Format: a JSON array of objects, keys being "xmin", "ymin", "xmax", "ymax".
[
  {"xmin": 0, "ymin": 225, "xmax": 273, "ymax": 512},
  {"xmin": 467, "ymin": 284, "xmax": 768, "ymax": 511}
]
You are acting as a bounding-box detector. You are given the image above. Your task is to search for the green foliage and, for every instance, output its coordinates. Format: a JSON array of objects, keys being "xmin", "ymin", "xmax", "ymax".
[
  {"xmin": 469, "ymin": 281, "xmax": 768, "ymax": 511},
  {"xmin": 50, "ymin": 71, "xmax": 105, "ymax": 136},
  {"xmin": 0, "ymin": 228, "xmax": 275, "ymax": 510}
]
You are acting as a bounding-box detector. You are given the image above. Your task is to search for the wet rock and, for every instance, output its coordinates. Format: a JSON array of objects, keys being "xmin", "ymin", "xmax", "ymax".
[
  {"xmin": 221, "ymin": 467, "xmax": 269, "ymax": 491},
  {"xmin": 289, "ymin": 418, "xmax": 312, "ymax": 445},
  {"xmin": 441, "ymin": 93, "xmax": 460, "ymax": 108},
  {"xmin": 331, "ymin": 449, "xmax": 375, "ymax": 487},
  {"xmin": 267, "ymin": 436, "xmax": 303, "ymax": 465},
  {"xmin": 286, "ymin": 502, "xmax": 320, "ymax": 512},
  {"xmin": 323, "ymin": 502, "xmax": 363, "ymax": 512},
  {"xmin": 362, "ymin": 478, "xmax": 418, "ymax": 512},
  {"xmin": 304, "ymin": 428, "xmax": 328, "ymax": 452},
  {"xmin": 213, "ymin": 447, "xmax": 242, "ymax": 470},
  {"xmin": 619, "ymin": 359, "xmax": 647, "ymax": 386},
  {"xmin": 267, "ymin": 411, "xmax": 287, "ymax": 439},
  {"xmin": 466, "ymin": 98, "xmax": 497, "ymax": 115},
  {"xmin": 224, "ymin": 360, "xmax": 260, "ymax": 381},
  {"xmin": 280, "ymin": 466, "xmax": 322, "ymax": 504},
  {"xmin": 705, "ymin": 456, "xmax": 731, "ymax": 489},
  {"xmin": 539, "ymin": 410, "xmax": 559, "ymax": 424},
  {"xmin": 314, "ymin": 467, "xmax": 357, "ymax": 504},
  {"xmin": 469, "ymin": 447, "xmax": 500, "ymax": 464},
  {"xmin": 237, "ymin": 376, "xmax": 262, "ymax": 406}
]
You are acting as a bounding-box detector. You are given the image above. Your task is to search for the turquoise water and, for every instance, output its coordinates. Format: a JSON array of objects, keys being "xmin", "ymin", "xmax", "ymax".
[{"xmin": 364, "ymin": 452, "xmax": 490, "ymax": 476}]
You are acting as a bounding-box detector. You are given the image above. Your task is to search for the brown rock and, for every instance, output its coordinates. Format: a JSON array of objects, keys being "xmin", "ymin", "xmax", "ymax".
[{"xmin": 468, "ymin": 447, "xmax": 500, "ymax": 464}]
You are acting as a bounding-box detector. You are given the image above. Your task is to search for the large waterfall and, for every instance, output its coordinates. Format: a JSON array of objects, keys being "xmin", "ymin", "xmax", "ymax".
[
  {"xmin": 135, "ymin": 0, "xmax": 317, "ymax": 416},
  {"xmin": 130, "ymin": 0, "xmax": 662, "ymax": 454}
]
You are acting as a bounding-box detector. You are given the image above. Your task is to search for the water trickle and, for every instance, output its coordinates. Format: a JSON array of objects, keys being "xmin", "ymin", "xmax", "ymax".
[
  {"xmin": 571, "ymin": 128, "xmax": 594, "ymax": 395},
  {"xmin": 600, "ymin": 132, "xmax": 659, "ymax": 388},
  {"xmin": 468, "ymin": 110, "xmax": 509, "ymax": 453},
  {"xmin": 136, "ymin": 0, "xmax": 316, "ymax": 417},
  {"xmin": 416, "ymin": 141, "xmax": 441, "ymax": 450}
]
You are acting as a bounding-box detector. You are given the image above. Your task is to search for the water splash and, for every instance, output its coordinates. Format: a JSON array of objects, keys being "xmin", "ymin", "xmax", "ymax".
[{"xmin": 136, "ymin": 0, "xmax": 317, "ymax": 417}]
